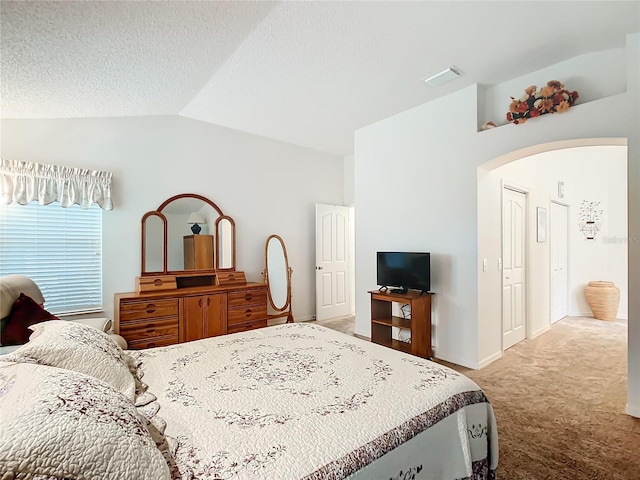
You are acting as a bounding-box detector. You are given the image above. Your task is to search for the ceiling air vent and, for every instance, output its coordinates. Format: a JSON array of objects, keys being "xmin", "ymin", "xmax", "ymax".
[{"xmin": 424, "ymin": 66, "xmax": 462, "ymax": 86}]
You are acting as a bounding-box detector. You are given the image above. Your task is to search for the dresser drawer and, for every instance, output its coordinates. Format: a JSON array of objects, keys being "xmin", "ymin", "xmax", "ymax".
[
  {"xmin": 120, "ymin": 299, "xmax": 179, "ymax": 321},
  {"xmin": 120, "ymin": 318, "xmax": 179, "ymax": 341},
  {"xmin": 228, "ymin": 319, "xmax": 267, "ymax": 334},
  {"xmin": 228, "ymin": 289, "xmax": 267, "ymax": 308},
  {"xmin": 127, "ymin": 335, "xmax": 179, "ymax": 350},
  {"xmin": 228, "ymin": 305, "xmax": 267, "ymax": 325}
]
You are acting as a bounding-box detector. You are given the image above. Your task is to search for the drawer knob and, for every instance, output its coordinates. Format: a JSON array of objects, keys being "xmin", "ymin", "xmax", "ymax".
[
  {"xmin": 153, "ymin": 279, "xmax": 163, "ymax": 286},
  {"xmin": 244, "ymin": 294, "xmax": 252, "ymax": 301},
  {"xmin": 245, "ymin": 309, "xmax": 252, "ymax": 317},
  {"xmin": 146, "ymin": 304, "xmax": 156, "ymax": 313}
]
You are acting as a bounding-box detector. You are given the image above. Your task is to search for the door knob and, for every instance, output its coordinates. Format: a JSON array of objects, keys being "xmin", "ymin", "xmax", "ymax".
[{"xmin": 316, "ymin": 266, "xmax": 323, "ymax": 270}]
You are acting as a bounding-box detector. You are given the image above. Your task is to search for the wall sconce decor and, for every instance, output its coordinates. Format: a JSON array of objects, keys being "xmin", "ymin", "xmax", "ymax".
[
  {"xmin": 187, "ymin": 212, "xmax": 206, "ymax": 235},
  {"xmin": 579, "ymin": 200, "xmax": 603, "ymax": 240}
]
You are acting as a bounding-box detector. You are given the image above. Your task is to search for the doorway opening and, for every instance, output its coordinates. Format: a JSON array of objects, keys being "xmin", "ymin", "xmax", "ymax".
[{"xmin": 478, "ymin": 138, "xmax": 628, "ymax": 359}]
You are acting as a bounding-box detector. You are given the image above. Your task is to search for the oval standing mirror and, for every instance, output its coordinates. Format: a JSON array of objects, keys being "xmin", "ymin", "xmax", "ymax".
[{"xmin": 264, "ymin": 234, "xmax": 293, "ymax": 323}]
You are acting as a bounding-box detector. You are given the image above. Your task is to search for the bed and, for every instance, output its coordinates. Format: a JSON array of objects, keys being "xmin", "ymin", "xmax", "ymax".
[{"xmin": 0, "ymin": 320, "xmax": 497, "ymax": 480}]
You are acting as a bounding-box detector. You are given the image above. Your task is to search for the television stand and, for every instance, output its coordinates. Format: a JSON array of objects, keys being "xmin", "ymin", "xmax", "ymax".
[{"xmin": 369, "ymin": 289, "xmax": 434, "ymax": 359}]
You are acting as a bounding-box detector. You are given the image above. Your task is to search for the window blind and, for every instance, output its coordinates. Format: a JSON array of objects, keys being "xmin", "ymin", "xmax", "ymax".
[{"xmin": 0, "ymin": 202, "xmax": 103, "ymax": 315}]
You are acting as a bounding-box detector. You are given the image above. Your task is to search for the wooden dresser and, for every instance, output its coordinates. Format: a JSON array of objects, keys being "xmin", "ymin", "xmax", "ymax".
[{"xmin": 115, "ymin": 282, "xmax": 267, "ymax": 349}]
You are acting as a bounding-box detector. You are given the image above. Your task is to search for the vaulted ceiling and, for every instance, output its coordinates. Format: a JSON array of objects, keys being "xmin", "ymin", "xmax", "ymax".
[{"xmin": 2, "ymin": 1, "xmax": 639, "ymax": 156}]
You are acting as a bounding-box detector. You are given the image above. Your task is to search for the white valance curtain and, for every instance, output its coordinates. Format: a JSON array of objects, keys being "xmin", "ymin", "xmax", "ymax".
[{"xmin": 0, "ymin": 159, "xmax": 113, "ymax": 210}]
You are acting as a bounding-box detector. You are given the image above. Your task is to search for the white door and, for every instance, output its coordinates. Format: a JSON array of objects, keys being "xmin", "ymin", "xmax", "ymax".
[
  {"xmin": 502, "ymin": 188, "xmax": 527, "ymax": 350},
  {"xmin": 315, "ymin": 204, "xmax": 350, "ymax": 321},
  {"xmin": 550, "ymin": 202, "xmax": 569, "ymax": 324}
]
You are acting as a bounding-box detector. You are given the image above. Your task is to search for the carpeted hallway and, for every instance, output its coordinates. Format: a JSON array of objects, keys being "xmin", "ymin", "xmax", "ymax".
[{"xmin": 315, "ymin": 315, "xmax": 640, "ymax": 480}]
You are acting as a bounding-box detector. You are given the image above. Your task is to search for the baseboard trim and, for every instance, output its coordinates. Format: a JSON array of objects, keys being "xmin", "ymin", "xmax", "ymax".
[
  {"xmin": 434, "ymin": 350, "xmax": 477, "ymax": 369},
  {"xmin": 353, "ymin": 326, "xmax": 370, "ymax": 338},
  {"xmin": 625, "ymin": 403, "xmax": 640, "ymax": 418},
  {"xmin": 478, "ymin": 351, "xmax": 503, "ymax": 369},
  {"xmin": 569, "ymin": 312, "xmax": 628, "ymax": 321},
  {"xmin": 530, "ymin": 325, "xmax": 550, "ymax": 339},
  {"xmin": 570, "ymin": 311, "xmax": 594, "ymax": 317}
]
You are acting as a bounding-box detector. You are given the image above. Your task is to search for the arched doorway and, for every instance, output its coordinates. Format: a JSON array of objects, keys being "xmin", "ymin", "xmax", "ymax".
[{"xmin": 477, "ymin": 138, "xmax": 633, "ymax": 411}]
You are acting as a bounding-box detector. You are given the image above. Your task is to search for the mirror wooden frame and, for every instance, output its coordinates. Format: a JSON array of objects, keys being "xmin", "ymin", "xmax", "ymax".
[
  {"xmin": 140, "ymin": 193, "xmax": 237, "ymax": 276},
  {"xmin": 263, "ymin": 234, "xmax": 293, "ymax": 323}
]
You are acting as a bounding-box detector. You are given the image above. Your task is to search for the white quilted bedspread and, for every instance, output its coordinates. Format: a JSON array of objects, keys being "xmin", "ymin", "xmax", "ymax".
[{"xmin": 132, "ymin": 323, "xmax": 498, "ymax": 480}]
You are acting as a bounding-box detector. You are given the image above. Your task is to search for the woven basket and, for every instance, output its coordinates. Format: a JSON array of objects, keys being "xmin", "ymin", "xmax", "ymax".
[{"xmin": 584, "ymin": 281, "xmax": 620, "ymax": 321}]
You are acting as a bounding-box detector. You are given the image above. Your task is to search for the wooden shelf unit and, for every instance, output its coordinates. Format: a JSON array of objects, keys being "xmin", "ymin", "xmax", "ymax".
[{"xmin": 369, "ymin": 289, "xmax": 433, "ymax": 359}]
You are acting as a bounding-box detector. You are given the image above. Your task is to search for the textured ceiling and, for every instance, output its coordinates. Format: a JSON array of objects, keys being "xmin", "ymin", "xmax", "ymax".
[{"xmin": 2, "ymin": 1, "xmax": 639, "ymax": 156}]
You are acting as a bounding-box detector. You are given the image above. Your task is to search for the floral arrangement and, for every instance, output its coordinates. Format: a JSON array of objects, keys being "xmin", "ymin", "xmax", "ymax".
[{"xmin": 507, "ymin": 80, "xmax": 579, "ymax": 124}]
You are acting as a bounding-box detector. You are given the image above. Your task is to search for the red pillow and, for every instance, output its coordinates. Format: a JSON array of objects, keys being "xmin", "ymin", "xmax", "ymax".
[{"xmin": 0, "ymin": 293, "xmax": 59, "ymax": 345}]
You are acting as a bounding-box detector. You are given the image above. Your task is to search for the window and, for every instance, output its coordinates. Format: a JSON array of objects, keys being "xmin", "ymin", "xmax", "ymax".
[{"xmin": 0, "ymin": 202, "xmax": 103, "ymax": 315}]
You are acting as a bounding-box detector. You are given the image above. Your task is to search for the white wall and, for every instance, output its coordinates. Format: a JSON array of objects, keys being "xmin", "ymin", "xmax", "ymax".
[
  {"xmin": 625, "ymin": 32, "xmax": 640, "ymax": 419},
  {"xmin": 354, "ymin": 32, "xmax": 638, "ymax": 420},
  {"xmin": 486, "ymin": 146, "xmax": 628, "ymax": 330},
  {"xmin": 355, "ymin": 87, "xmax": 482, "ymax": 368},
  {"xmin": 0, "ymin": 115, "xmax": 345, "ymax": 321},
  {"xmin": 344, "ymin": 154, "xmax": 354, "ymax": 206},
  {"xmin": 345, "ymin": 154, "xmax": 356, "ymax": 315}
]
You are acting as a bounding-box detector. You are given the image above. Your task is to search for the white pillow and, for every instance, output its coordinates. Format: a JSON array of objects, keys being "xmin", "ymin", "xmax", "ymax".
[
  {"xmin": 71, "ymin": 316, "xmax": 113, "ymax": 332},
  {"xmin": 0, "ymin": 361, "xmax": 170, "ymax": 480},
  {"xmin": 3, "ymin": 320, "xmax": 138, "ymax": 401}
]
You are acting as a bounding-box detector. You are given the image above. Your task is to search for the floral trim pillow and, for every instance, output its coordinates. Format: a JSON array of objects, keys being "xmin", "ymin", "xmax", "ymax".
[
  {"xmin": 0, "ymin": 361, "xmax": 170, "ymax": 480},
  {"xmin": 3, "ymin": 320, "xmax": 139, "ymax": 401}
]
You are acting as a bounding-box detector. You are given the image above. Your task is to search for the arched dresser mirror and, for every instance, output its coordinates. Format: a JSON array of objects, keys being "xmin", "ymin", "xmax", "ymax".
[
  {"xmin": 140, "ymin": 193, "xmax": 241, "ymax": 290},
  {"xmin": 263, "ymin": 234, "xmax": 293, "ymax": 323}
]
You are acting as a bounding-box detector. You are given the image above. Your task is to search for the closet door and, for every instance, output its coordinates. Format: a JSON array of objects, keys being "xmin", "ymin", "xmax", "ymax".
[
  {"xmin": 502, "ymin": 187, "xmax": 527, "ymax": 350},
  {"xmin": 550, "ymin": 202, "xmax": 569, "ymax": 323}
]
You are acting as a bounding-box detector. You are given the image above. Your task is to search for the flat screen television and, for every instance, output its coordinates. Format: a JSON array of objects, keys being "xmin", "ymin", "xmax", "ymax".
[{"xmin": 376, "ymin": 251, "xmax": 431, "ymax": 294}]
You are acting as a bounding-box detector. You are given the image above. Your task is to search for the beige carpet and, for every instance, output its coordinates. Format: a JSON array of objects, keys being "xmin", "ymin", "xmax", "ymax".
[
  {"xmin": 313, "ymin": 315, "xmax": 356, "ymax": 336},
  {"xmin": 314, "ymin": 315, "xmax": 640, "ymax": 480}
]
